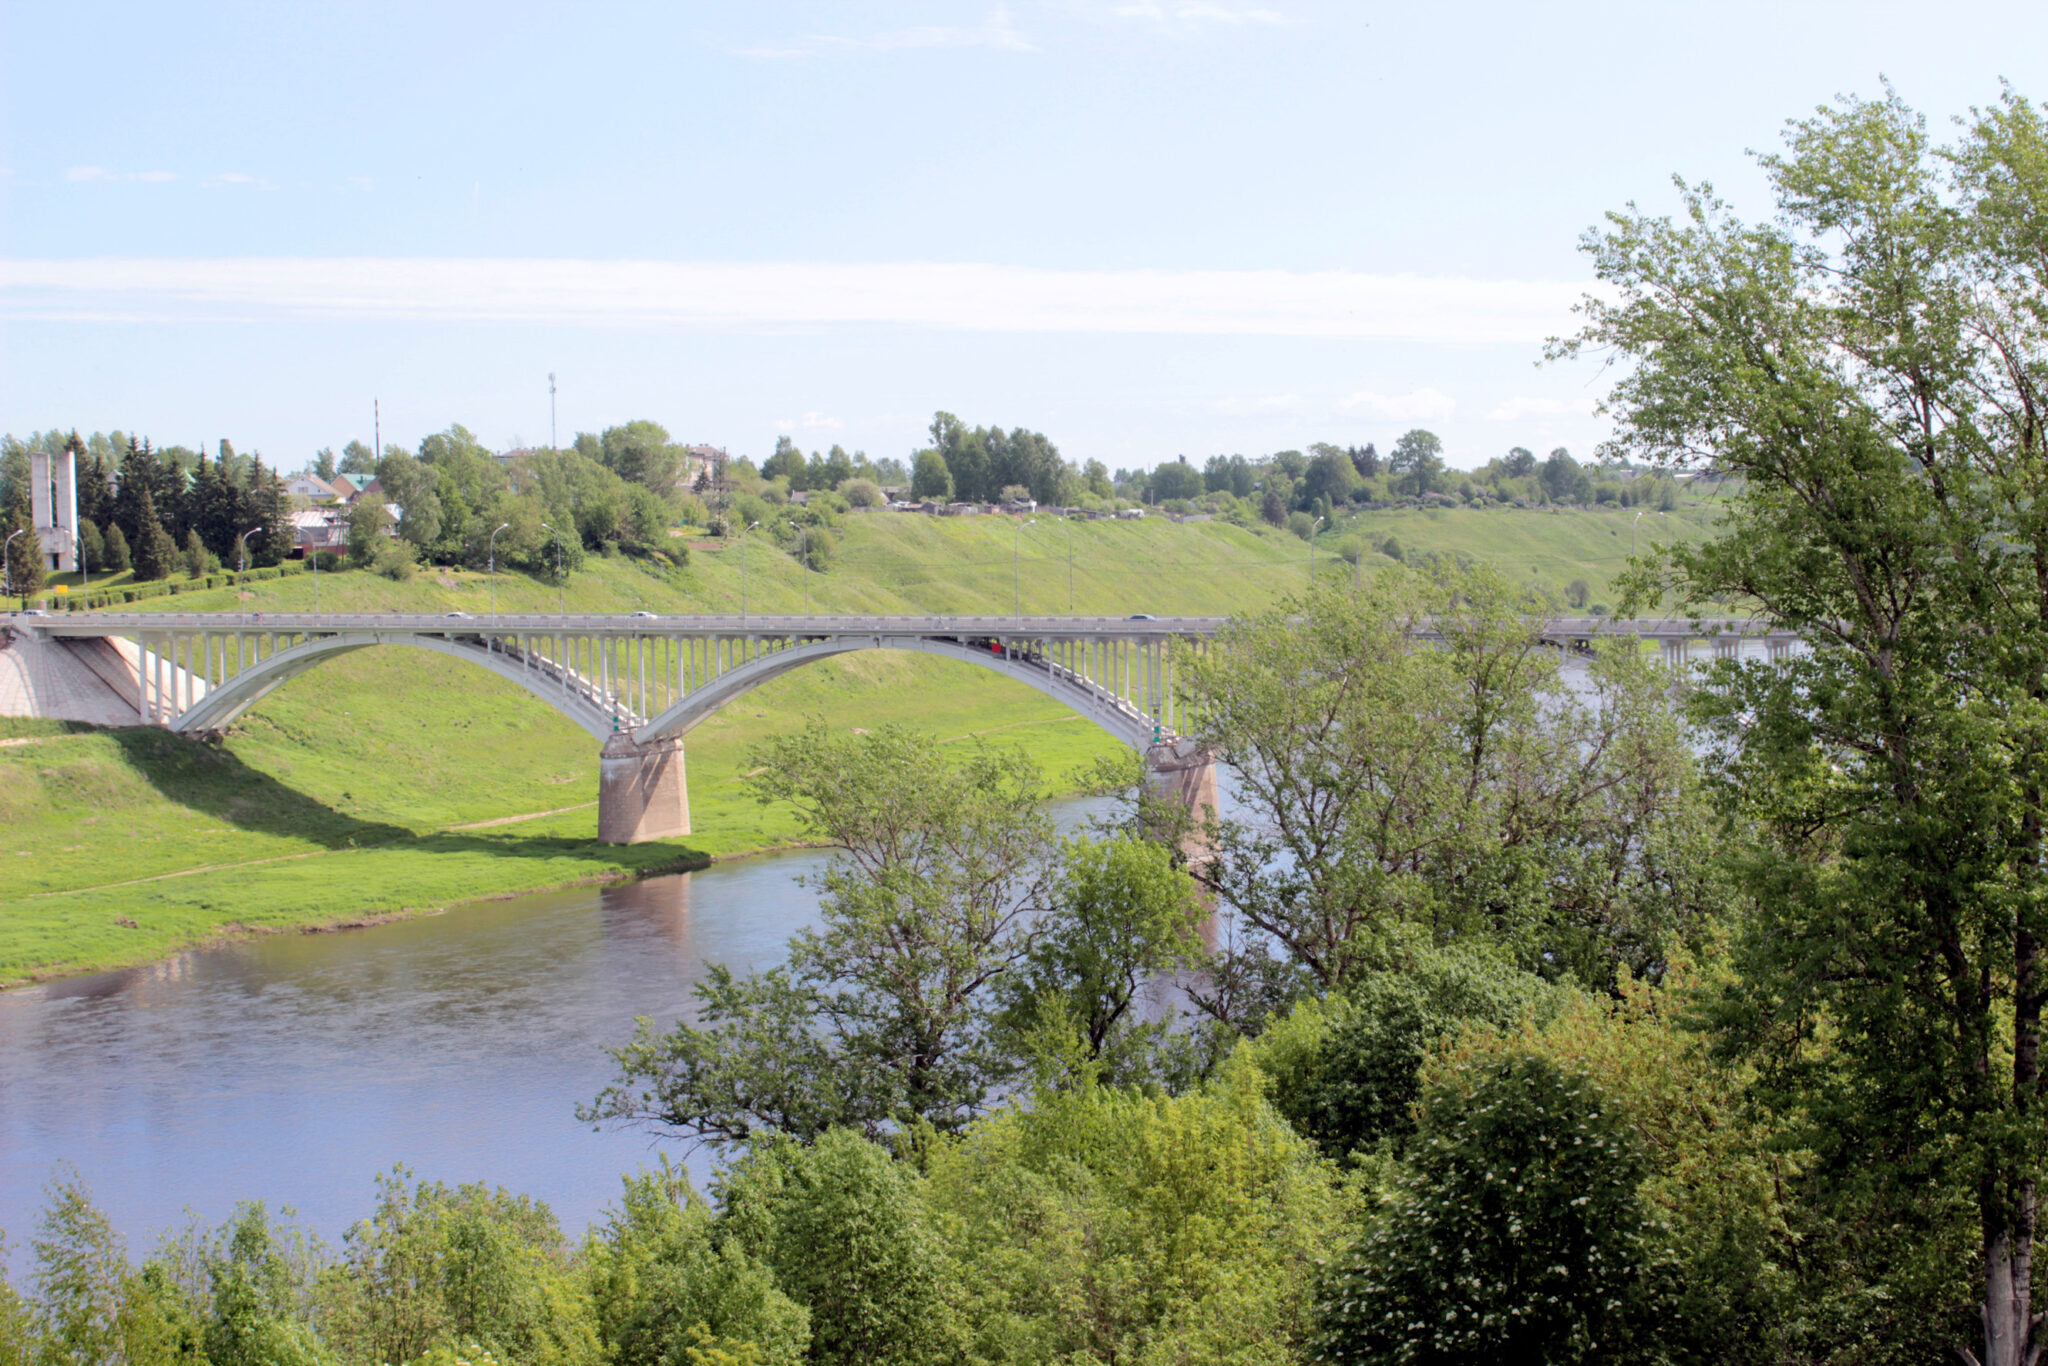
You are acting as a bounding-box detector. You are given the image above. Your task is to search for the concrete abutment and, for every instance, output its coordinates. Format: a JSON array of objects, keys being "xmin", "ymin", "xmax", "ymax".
[{"xmin": 598, "ymin": 734, "xmax": 691, "ymax": 844}]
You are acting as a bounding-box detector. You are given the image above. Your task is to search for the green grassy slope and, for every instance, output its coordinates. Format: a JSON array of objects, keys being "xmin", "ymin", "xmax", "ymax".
[{"xmin": 3, "ymin": 502, "xmax": 1725, "ymax": 985}]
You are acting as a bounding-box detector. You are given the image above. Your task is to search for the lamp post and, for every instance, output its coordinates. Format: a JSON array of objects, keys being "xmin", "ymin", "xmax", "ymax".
[
  {"xmin": 487, "ymin": 522, "xmax": 510, "ymax": 615},
  {"xmin": 739, "ymin": 520, "xmax": 760, "ymax": 620},
  {"xmin": 1630, "ymin": 508, "xmax": 1665, "ymax": 557},
  {"xmin": 67, "ymin": 528, "xmax": 88, "ymax": 602},
  {"xmin": 3, "ymin": 528, "xmax": 25, "ymax": 606},
  {"xmin": 540, "ymin": 523, "xmax": 565, "ymax": 617},
  {"xmin": 237, "ymin": 527, "xmax": 260, "ymax": 619},
  {"xmin": 1014, "ymin": 517, "xmax": 1037, "ymax": 622},
  {"xmin": 798, "ymin": 523, "xmax": 810, "ymax": 618}
]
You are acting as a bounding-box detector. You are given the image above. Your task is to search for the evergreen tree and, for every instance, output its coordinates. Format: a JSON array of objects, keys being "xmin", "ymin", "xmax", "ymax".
[
  {"xmin": 101, "ymin": 522, "xmax": 131, "ymax": 574},
  {"xmin": 148, "ymin": 439, "xmax": 189, "ymax": 543},
  {"xmin": 246, "ymin": 462, "xmax": 292, "ymax": 568},
  {"xmin": 189, "ymin": 452, "xmax": 232, "ymax": 559},
  {"xmin": 130, "ymin": 487, "xmax": 176, "ymax": 582},
  {"xmin": 112, "ymin": 437, "xmax": 154, "ymax": 547},
  {"xmin": 3, "ymin": 509, "xmax": 46, "ymax": 599}
]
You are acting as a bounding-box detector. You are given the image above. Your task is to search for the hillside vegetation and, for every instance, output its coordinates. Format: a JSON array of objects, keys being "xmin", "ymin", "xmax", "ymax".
[{"xmin": 3, "ymin": 504, "xmax": 1721, "ymax": 985}]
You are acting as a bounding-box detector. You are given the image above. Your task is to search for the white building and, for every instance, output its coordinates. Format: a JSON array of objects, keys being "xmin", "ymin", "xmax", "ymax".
[{"xmin": 30, "ymin": 446, "xmax": 79, "ymax": 572}]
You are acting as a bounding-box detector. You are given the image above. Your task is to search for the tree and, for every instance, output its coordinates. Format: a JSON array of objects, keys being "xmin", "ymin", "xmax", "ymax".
[
  {"xmin": 1387, "ymin": 428, "xmax": 1446, "ymax": 495},
  {"xmin": 375, "ymin": 452, "xmax": 443, "ymax": 552},
  {"xmin": 584, "ymin": 725, "xmax": 1057, "ymax": 1145},
  {"xmin": 245, "ymin": 461, "xmax": 292, "ymax": 568},
  {"xmin": 1566, "ymin": 577, "xmax": 1591, "ymax": 608},
  {"xmin": 719, "ymin": 1130, "xmax": 957, "ymax": 1366},
  {"xmin": 995, "ymin": 835, "xmax": 1202, "ymax": 1084},
  {"xmin": 1503, "ymin": 445, "xmax": 1537, "ymax": 478},
  {"xmin": 600, "ymin": 421, "xmax": 684, "ymax": 496},
  {"xmin": 348, "ymin": 495, "xmax": 394, "ymax": 563},
  {"xmin": 101, "ymin": 522, "xmax": 130, "ymax": 575},
  {"xmin": 3, "ymin": 509, "xmax": 46, "ymax": 598},
  {"xmin": 910, "ymin": 450, "xmax": 953, "ymax": 502},
  {"xmin": 1147, "ymin": 458, "xmax": 1204, "ymax": 503},
  {"xmin": 1303, "ymin": 443, "xmax": 1363, "ymax": 507},
  {"xmin": 338, "ymin": 439, "xmax": 377, "ymax": 476},
  {"xmin": 1540, "ymin": 445, "xmax": 1585, "ymax": 503},
  {"xmin": 130, "ymin": 487, "xmax": 176, "ymax": 582},
  {"xmin": 312, "ymin": 447, "xmax": 337, "ymax": 483},
  {"xmin": 1177, "ymin": 570, "xmax": 1711, "ymax": 1023},
  {"xmin": 1556, "ymin": 84, "xmax": 2048, "ymax": 1366},
  {"xmin": 1313, "ymin": 1055, "xmax": 1667, "ymax": 1364}
]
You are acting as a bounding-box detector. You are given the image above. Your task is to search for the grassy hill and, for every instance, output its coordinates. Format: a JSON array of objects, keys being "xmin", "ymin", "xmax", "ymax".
[{"xmin": 3, "ymin": 502, "xmax": 1724, "ymax": 986}]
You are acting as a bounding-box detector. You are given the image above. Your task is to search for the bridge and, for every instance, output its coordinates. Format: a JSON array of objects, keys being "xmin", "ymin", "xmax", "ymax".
[{"xmin": 7, "ymin": 611, "xmax": 1798, "ymax": 844}]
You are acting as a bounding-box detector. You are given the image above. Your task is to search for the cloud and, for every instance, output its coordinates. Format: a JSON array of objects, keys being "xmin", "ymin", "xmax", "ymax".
[
  {"xmin": 0, "ymin": 259, "xmax": 1593, "ymax": 343},
  {"xmin": 65, "ymin": 165, "xmax": 177, "ymax": 184},
  {"xmin": 1212, "ymin": 393, "xmax": 1303, "ymax": 415},
  {"xmin": 1098, "ymin": 1, "xmax": 1284, "ymax": 25},
  {"xmin": 1484, "ymin": 395, "xmax": 1573, "ymax": 422},
  {"xmin": 746, "ymin": 6, "xmax": 1036, "ymax": 57},
  {"xmin": 1338, "ymin": 387, "xmax": 1458, "ymax": 421},
  {"xmin": 776, "ymin": 412, "xmax": 846, "ymax": 432},
  {"xmin": 204, "ymin": 171, "xmax": 272, "ymax": 188}
]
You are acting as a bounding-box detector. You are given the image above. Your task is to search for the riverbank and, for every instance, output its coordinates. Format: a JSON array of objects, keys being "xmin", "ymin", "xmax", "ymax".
[{"xmin": 0, "ymin": 649, "xmax": 1123, "ymax": 987}]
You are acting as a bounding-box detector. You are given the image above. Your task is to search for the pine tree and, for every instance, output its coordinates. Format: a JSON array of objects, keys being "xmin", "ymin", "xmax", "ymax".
[
  {"xmin": 3, "ymin": 510, "xmax": 46, "ymax": 599},
  {"xmin": 245, "ymin": 461, "xmax": 292, "ymax": 568},
  {"xmin": 101, "ymin": 522, "xmax": 131, "ymax": 574},
  {"xmin": 130, "ymin": 487, "xmax": 176, "ymax": 582},
  {"xmin": 113, "ymin": 437, "xmax": 156, "ymax": 549}
]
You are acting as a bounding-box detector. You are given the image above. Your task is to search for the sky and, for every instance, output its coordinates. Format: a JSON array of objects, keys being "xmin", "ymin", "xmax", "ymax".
[{"xmin": 3, "ymin": 1, "xmax": 2044, "ymax": 473}]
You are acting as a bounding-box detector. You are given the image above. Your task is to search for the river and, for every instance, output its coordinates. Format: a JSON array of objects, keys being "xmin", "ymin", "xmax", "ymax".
[{"xmin": 0, "ymin": 797, "xmax": 1127, "ymax": 1262}]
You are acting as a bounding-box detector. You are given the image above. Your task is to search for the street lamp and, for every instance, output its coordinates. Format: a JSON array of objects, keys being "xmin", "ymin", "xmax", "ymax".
[
  {"xmin": 798, "ymin": 523, "xmax": 810, "ymax": 618},
  {"xmin": 1631, "ymin": 508, "xmax": 1665, "ymax": 557},
  {"xmin": 1014, "ymin": 517, "xmax": 1037, "ymax": 621},
  {"xmin": 487, "ymin": 522, "xmax": 511, "ymax": 615},
  {"xmin": 540, "ymin": 523, "xmax": 565, "ymax": 617},
  {"xmin": 237, "ymin": 527, "xmax": 261, "ymax": 617},
  {"xmin": 68, "ymin": 528, "xmax": 89, "ymax": 602},
  {"xmin": 739, "ymin": 520, "xmax": 761, "ymax": 620},
  {"xmin": 3, "ymin": 528, "xmax": 25, "ymax": 605}
]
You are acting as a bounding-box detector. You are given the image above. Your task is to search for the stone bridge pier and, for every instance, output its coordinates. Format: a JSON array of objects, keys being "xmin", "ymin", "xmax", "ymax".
[
  {"xmin": 1144, "ymin": 737, "xmax": 1219, "ymax": 870},
  {"xmin": 598, "ymin": 734, "xmax": 691, "ymax": 844}
]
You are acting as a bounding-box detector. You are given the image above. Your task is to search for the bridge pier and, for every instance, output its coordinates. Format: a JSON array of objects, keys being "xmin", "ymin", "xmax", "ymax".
[
  {"xmin": 598, "ymin": 734, "xmax": 691, "ymax": 844},
  {"xmin": 1145, "ymin": 738, "xmax": 1218, "ymax": 870}
]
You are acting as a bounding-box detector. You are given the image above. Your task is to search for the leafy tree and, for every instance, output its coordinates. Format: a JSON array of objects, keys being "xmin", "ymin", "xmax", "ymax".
[
  {"xmin": 1147, "ymin": 458, "xmax": 1204, "ymax": 504},
  {"xmin": 584, "ymin": 724, "xmax": 1058, "ymax": 1144},
  {"xmin": 1303, "ymin": 443, "xmax": 1363, "ymax": 507},
  {"xmin": 717, "ymin": 1129, "xmax": 957, "ymax": 1366},
  {"xmin": 1502, "ymin": 445, "xmax": 1537, "ymax": 478},
  {"xmin": 1387, "ymin": 428, "xmax": 1446, "ymax": 496},
  {"xmin": 995, "ymin": 835, "xmax": 1202, "ymax": 1084},
  {"xmin": 588, "ymin": 1163, "xmax": 809, "ymax": 1366},
  {"xmin": 839, "ymin": 478, "xmax": 882, "ymax": 508},
  {"xmin": 1082, "ymin": 458, "xmax": 1114, "ymax": 499},
  {"xmin": 374, "ymin": 451, "xmax": 443, "ymax": 552},
  {"xmin": 1557, "ymin": 83, "xmax": 2048, "ymax": 1366},
  {"xmin": 910, "ymin": 449, "xmax": 953, "ymax": 502},
  {"xmin": 601, "ymin": 420, "xmax": 685, "ymax": 497},
  {"xmin": 1178, "ymin": 571, "xmax": 1712, "ymax": 1022},
  {"xmin": 1539, "ymin": 445, "xmax": 1585, "ymax": 503},
  {"xmin": 0, "ymin": 1233, "xmax": 30, "ymax": 1366},
  {"xmin": 338, "ymin": 439, "xmax": 377, "ymax": 476},
  {"xmin": 1566, "ymin": 577, "xmax": 1590, "ymax": 609},
  {"xmin": 1233, "ymin": 946, "xmax": 1561, "ymax": 1163},
  {"xmin": 1314, "ymin": 1055, "xmax": 1667, "ymax": 1364},
  {"xmin": 317, "ymin": 1167, "xmax": 600, "ymax": 1366},
  {"xmin": 762, "ymin": 435, "xmax": 806, "ymax": 489},
  {"xmin": 1350, "ymin": 443, "xmax": 1382, "ymax": 479},
  {"xmin": 312, "ymin": 447, "xmax": 337, "ymax": 482},
  {"xmin": 346, "ymin": 494, "xmax": 393, "ymax": 563}
]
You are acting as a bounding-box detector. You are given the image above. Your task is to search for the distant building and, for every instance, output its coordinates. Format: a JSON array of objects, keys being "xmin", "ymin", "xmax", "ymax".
[
  {"xmin": 30, "ymin": 446, "xmax": 79, "ymax": 572},
  {"xmin": 329, "ymin": 474, "xmax": 360, "ymax": 500},
  {"xmin": 289, "ymin": 507, "xmax": 350, "ymax": 555},
  {"xmin": 284, "ymin": 472, "xmax": 341, "ymax": 502}
]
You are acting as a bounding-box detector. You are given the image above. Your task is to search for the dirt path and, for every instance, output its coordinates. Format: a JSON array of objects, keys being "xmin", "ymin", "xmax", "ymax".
[{"xmin": 447, "ymin": 802, "xmax": 598, "ymax": 830}]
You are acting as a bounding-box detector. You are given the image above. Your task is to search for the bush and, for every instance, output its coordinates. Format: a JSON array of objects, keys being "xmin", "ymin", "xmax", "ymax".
[
  {"xmin": 1567, "ymin": 577, "xmax": 1591, "ymax": 609},
  {"xmin": 312, "ymin": 550, "xmax": 342, "ymax": 572},
  {"xmin": 1314, "ymin": 1054, "xmax": 1668, "ymax": 1363},
  {"xmin": 839, "ymin": 478, "xmax": 882, "ymax": 508},
  {"xmin": 372, "ymin": 538, "xmax": 417, "ymax": 581},
  {"xmin": 102, "ymin": 522, "xmax": 131, "ymax": 574},
  {"xmin": 1286, "ymin": 511, "xmax": 1316, "ymax": 541}
]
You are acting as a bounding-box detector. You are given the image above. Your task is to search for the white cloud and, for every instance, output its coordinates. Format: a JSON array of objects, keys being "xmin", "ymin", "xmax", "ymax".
[
  {"xmin": 0, "ymin": 259, "xmax": 1593, "ymax": 343},
  {"xmin": 746, "ymin": 6, "xmax": 1036, "ymax": 57},
  {"xmin": 1099, "ymin": 1, "xmax": 1284, "ymax": 25},
  {"xmin": 65, "ymin": 165, "xmax": 180, "ymax": 184},
  {"xmin": 205, "ymin": 171, "xmax": 271, "ymax": 188},
  {"xmin": 1484, "ymin": 395, "xmax": 1574, "ymax": 422},
  {"xmin": 1338, "ymin": 387, "xmax": 1458, "ymax": 421},
  {"xmin": 1212, "ymin": 393, "xmax": 1302, "ymax": 414}
]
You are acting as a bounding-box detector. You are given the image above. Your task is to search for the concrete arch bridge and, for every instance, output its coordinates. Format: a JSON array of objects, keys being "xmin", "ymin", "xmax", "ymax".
[{"xmin": 14, "ymin": 612, "xmax": 1795, "ymax": 844}]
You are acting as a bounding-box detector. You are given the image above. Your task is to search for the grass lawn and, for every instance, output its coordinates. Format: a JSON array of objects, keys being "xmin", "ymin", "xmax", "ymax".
[{"xmin": 2, "ymin": 502, "xmax": 1725, "ymax": 986}]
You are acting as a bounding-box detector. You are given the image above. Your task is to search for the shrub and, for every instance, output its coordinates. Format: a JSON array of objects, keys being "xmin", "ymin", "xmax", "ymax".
[
  {"xmin": 1286, "ymin": 511, "xmax": 1316, "ymax": 541},
  {"xmin": 839, "ymin": 478, "xmax": 882, "ymax": 508},
  {"xmin": 372, "ymin": 538, "xmax": 417, "ymax": 581},
  {"xmin": 312, "ymin": 550, "xmax": 342, "ymax": 572}
]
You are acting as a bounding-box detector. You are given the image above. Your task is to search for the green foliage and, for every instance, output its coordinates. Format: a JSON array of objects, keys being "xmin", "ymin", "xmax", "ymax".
[
  {"xmin": 1314, "ymin": 1055, "xmax": 1666, "ymax": 1365},
  {"xmin": 100, "ymin": 521, "xmax": 131, "ymax": 574},
  {"xmin": 927, "ymin": 1061, "xmax": 1354, "ymax": 1365},
  {"xmin": 1233, "ymin": 947, "xmax": 1561, "ymax": 1163},
  {"xmin": 996, "ymin": 834, "xmax": 1202, "ymax": 1086},
  {"xmin": 718, "ymin": 1129, "xmax": 956, "ymax": 1366},
  {"xmin": 585, "ymin": 724, "xmax": 1058, "ymax": 1143},
  {"xmin": 910, "ymin": 449, "xmax": 953, "ymax": 501},
  {"xmin": 1181, "ymin": 570, "xmax": 1715, "ymax": 1023},
  {"xmin": 588, "ymin": 1163, "xmax": 809, "ymax": 1366},
  {"xmin": 1562, "ymin": 82, "xmax": 2048, "ymax": 1365},
  {"xmin": 372, "ymin": 536, "xmax": 418, "ymax": 581},
  {"xmin": 316, "ymin": 1167, "xmax": 599, "ymax": 1366}
]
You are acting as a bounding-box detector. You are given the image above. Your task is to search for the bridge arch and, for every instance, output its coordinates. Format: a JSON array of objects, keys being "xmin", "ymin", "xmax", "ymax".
[
  {"xmin": 630, "ymin": 634, "xmax": 1157, "ymax": 749},
  {"xmin": 169, "ymin": 631, "xmax": 618, "ymax": 740}
]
